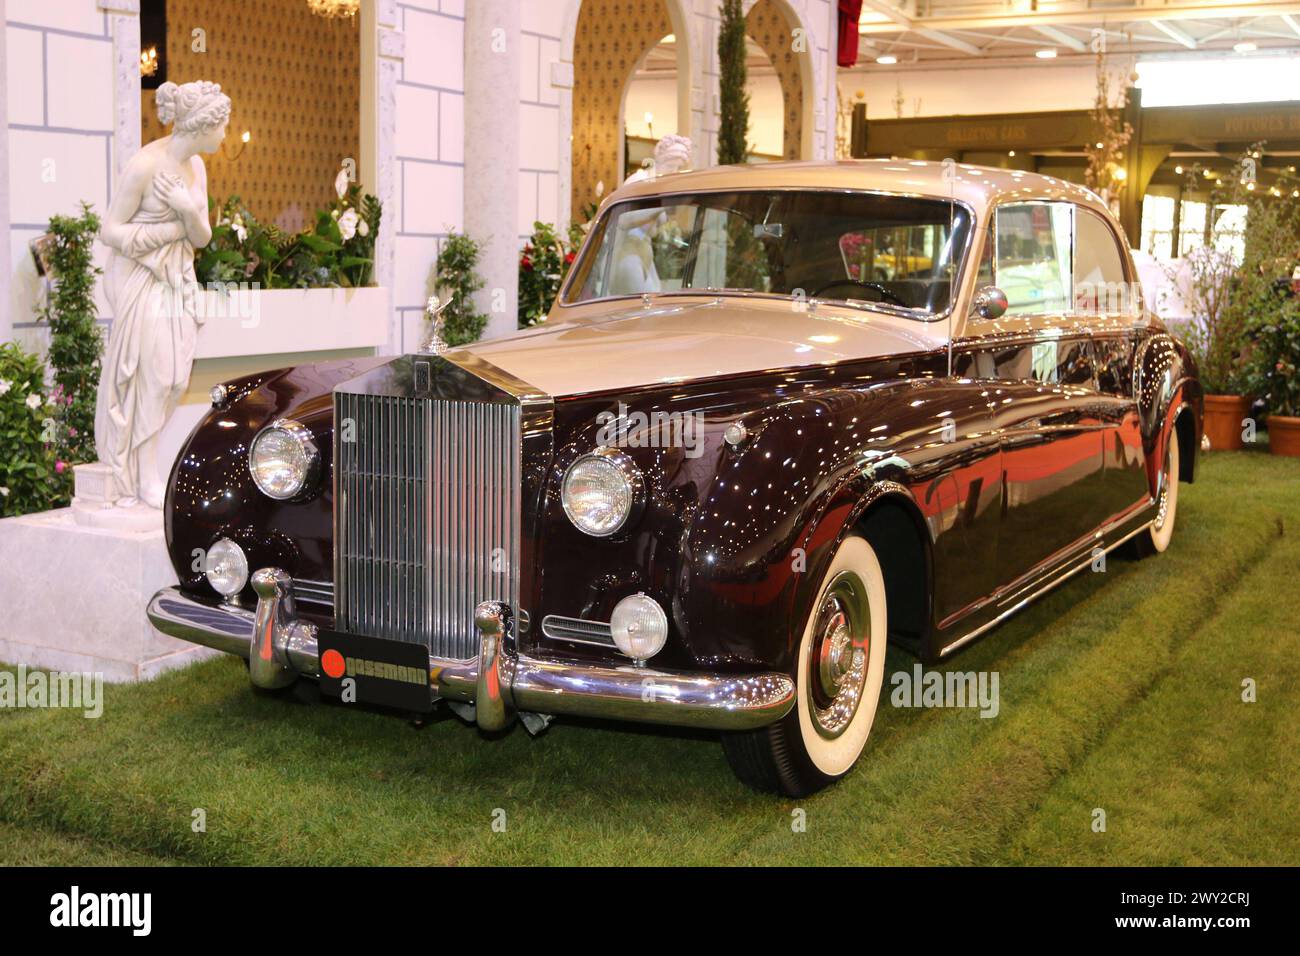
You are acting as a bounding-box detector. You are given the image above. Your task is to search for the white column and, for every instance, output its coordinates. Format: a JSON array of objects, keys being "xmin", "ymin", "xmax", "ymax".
[
  {"xmin": 0, "ymin": 0, "xmax": 10, "ymax": 345},
  {"xmin": 361, "ymin": 0, "xmax": 403, "ymax": 355},
  {"xmin": 98, "ymin": 0, "xmax": 143, "ymax": 185},
  {"xmin": 464, "ymin": 0, "xmax": 521, "ymax": 341}
]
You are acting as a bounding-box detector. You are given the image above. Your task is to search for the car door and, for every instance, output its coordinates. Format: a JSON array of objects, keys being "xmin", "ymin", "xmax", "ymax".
[
  {"xmin": 1074, "ymin": 205, "xmax": 1151, "ymax": 527},
  {"xmin": 956, "ymin": 200, "xmax": 1108, "ymax": 589}
]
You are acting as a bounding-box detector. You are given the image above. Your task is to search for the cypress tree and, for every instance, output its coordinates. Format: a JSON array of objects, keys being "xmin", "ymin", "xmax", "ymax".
[{"xmin": 716, "ymin": 0, "xmax": 750, "ymax": 165}]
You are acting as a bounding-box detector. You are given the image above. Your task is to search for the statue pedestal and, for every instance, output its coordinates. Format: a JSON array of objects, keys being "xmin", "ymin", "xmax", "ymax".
[
  {"xmin": 0, "ymin": 507, "xmax": 217, "ymax": 681},
  {"xmin": 71, "ymin": 461, "xmax": 164, "ymax": 531}
]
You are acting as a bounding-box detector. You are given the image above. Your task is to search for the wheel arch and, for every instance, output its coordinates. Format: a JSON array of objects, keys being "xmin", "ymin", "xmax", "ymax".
[
  {"xmin": 1173, "ymin": 400, "xmax": 1198, "ymax": 484},
  {"xmin": 853, "ymin": 492, "xmax": 933, "ymax": 658}
]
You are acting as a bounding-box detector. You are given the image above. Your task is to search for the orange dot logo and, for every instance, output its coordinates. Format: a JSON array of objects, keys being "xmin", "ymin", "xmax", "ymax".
[{"xmin": 321, "ymin": 649, "xmax": 346, "ymax": 679}]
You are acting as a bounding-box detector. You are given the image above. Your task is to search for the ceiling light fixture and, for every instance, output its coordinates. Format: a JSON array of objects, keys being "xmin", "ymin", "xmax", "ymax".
[
  {"xmin": 1233, "ymin": 41, "xmax": 1258, "ymax": 54},
  {"xmin": 307, "ymin": 0, "xmax": 359, "ymax": 19},
  {"xmin": 1035, "ymin": 49, "xmax": 1057, "ymax": 59},
  {"xmin": 876, "ymin": 55, "xmax": 897, "ymax": 65}
]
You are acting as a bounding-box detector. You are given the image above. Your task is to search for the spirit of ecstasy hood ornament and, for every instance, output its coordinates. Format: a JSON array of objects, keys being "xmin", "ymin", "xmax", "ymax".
[{"xmin": 421, "ymin": 294, "xmax": 454, "ymax": 355}]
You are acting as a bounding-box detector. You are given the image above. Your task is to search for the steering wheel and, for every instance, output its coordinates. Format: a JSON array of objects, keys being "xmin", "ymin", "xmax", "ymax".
[{"xmin": 810, "ymin": 278, "xmax": 908, "ymax": 308}]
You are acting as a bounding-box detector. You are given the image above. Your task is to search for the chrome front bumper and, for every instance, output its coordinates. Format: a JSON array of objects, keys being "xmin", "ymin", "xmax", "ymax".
[{"xmin": 147, "ymin": 568, "xmax": 795, "ymax": 733}]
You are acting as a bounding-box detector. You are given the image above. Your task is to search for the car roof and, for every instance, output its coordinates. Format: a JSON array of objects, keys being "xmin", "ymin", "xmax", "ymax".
[{"xmin": 607, "ymin": 158, "xmax": 1114, "ymax": 222}]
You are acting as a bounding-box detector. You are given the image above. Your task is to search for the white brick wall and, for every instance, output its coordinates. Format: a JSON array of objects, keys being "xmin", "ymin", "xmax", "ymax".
[
  {"xmin": 392, "ymin": 0, "xmax": 467, "ymax": 353},
  {"xmin": 514, "ymin": 2, "xmax": 564, "ymax": 251},
  {"xmin": 394, "ymin": 0, "xmax": 569, "ymax": 352},
  {"xmin": 5, "ymin": 0, "xmax": 114, "ymax": 355}
]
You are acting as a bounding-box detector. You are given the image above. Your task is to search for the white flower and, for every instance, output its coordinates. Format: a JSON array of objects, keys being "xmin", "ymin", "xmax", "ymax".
[
  {"xmin": 595, "ymin": 180, "xmax": 605, "ymax": 198},
  {"xmin": 0, "ymin": 487, "xmax": 9, "ymax": 498},
  {"xmin": 338, "ymin": 208, "xmax": 359, "ymax": 241},
  {"xmin": 357, "ymin": 219, "xmax": 369, "ymax": 237},
  {"xmin": 335, "ymin": 167, "xmax": 350, "ymax": 199},
  {"xmin": 231, "ymin": 217, "xmax": 247, "ymax": 243},
  {"xmin": 0, "ymin": 379, "xmax": 11, "ymax": 396},
  {"xmin": 25, "ymin": 393, "xmax": 42, "ymax": 410}
]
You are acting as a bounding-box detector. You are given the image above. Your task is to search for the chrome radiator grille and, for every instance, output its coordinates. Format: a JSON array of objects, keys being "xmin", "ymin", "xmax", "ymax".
[{"xmin": 334, "ymin": 392, "xmax": 521, "ymax": 660}]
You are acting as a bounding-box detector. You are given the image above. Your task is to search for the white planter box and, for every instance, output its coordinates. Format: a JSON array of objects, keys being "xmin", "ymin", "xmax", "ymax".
[{"xmin": 193, "ymin": 286, "xmax": 390, "ymax": 359}]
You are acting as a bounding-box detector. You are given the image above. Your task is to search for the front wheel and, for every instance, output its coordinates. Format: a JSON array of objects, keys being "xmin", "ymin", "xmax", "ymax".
[{"xmin": 722, "ymin": 534, "xmax": 888, "ymax": 796}]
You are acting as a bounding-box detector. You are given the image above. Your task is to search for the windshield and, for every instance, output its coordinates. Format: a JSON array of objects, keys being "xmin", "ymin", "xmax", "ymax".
[{"xmin": 563, "ymin": 189, "xmax": 971, "ymax": 317}]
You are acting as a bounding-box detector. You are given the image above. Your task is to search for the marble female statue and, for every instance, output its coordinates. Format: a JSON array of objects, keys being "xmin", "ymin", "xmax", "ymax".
[{"xmin": 96, "ymin": 80, "xmax": 229, "ymax": 509}]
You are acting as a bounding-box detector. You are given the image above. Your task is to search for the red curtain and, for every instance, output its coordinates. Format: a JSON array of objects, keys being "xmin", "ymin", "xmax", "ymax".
[{"xmin": 837, "ymin": 0, "xmax": 864, "ymax": 68}]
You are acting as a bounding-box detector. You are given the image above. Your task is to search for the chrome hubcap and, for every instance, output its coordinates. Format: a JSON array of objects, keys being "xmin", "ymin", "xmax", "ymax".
[{"xmin": 807, "ymin": 573, "xmax": 870, "ymax": 739}]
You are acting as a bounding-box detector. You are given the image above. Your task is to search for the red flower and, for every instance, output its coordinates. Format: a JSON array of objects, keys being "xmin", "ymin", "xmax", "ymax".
[
  {"xmin": 522, "ymin": 256, "xmax": 534, "ymax": 271},
  {"xmin": 564, "ymin": 252, "xmax": 576, "ymax": 265}
]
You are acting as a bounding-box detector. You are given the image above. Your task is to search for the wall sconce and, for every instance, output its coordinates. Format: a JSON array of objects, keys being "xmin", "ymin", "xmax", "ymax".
[
  {"xmin": 139, "ymin": 46, "xmax": 159, "ymax": 78},
  {"xmin": 221, "ymin": 130, "xmax": 252, "ymax": 162},
  {"xmin": 644, "ymin": 111, "xmax": 654, "ymax": 138}
]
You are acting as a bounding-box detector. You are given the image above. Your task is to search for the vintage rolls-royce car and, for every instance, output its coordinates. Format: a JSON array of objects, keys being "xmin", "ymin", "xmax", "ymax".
[{"xmin": 148, "ymin": 160, "xmax": 1203, "ymax": 796}]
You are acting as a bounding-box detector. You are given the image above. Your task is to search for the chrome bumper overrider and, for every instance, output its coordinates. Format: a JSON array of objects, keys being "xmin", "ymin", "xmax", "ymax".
[{"xmin": 146, "ymin": 568, "xmax": 795, "ymax": 732}]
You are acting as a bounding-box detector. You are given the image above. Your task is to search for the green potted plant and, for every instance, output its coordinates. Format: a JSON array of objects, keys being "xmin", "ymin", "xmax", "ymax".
[
  {"xmin": 1244, "ymin": 287, "xmax": 1300, "ymax": 455},
  {"xmin": 518, "ymin": 220, "xmax": 582, "ymax": 329},
  {"xmin": 1171, "ymin": 152, "xmax": 1300, "ymax": 450},
  {"xmin": 434, "ymin": 232, "xmax": 488, "ymax": 347},
  {"xmin": 1168, "ymin": 245, "xmax": 1249, "ymax": 450}
]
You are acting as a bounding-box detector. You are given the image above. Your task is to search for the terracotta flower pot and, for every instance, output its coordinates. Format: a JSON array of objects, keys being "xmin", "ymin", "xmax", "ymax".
[
  {"xmin": 1268, "ymin": 414, "xmax": 1300, "ymax": 457},
  {"xmin": 1202, "ymin": 394, "xmax": 1251, "ymax": 451}
]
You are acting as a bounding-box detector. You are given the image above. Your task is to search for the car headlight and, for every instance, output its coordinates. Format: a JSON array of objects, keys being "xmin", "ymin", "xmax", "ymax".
[
  {"xmin": 205, "ymin": 537, "xmax": 249, "ymax": 598},
  {"xmin": 249, "ymin": 418, "xmax": 319, "ymax": 500},
  {"xmin": 610, "ymin": 593, "xmax": 669, "ymax": 663},
  {"xmin": 561, "ymin": 447, "xmax": 645, "ymax": 537}
]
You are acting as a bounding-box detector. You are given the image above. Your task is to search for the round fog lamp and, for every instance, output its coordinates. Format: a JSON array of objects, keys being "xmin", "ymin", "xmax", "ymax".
[
  {"xmin": 610, "ymin": 592, "xmax": 668, "ymax": 663},
  {"xmin": 205, "ymin": 537, "xmax": 249, "ymax": 598}
]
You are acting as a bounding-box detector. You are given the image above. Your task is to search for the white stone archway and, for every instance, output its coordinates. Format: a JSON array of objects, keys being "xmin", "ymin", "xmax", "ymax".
[
  {"xmin": 750, "ymin": 0, "xmax": 835, "ymax": 161},
  {"xmin": 555, "ymin": 0, "xmax": 703, "ymax": 229}
]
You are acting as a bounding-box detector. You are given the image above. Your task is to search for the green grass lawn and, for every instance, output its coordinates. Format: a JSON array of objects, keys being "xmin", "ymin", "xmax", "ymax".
[{"xmin": 1, "ymin": 446, "xmax": 1296, "ymax": 866}]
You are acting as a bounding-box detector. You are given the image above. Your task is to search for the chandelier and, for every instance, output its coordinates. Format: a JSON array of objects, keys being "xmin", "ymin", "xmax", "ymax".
[{"xmin": 307, "ymin": 0, "xmax": 359, "ymax": 19}]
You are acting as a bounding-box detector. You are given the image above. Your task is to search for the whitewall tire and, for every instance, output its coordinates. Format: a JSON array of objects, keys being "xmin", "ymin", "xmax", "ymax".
[
  {"xmin": 722, "ymin": 533, "xmax": 888, "ymax": 795},
  {"xmin": 1149, "ymin": 432, "xmax": 1180, "ymax": 553}
]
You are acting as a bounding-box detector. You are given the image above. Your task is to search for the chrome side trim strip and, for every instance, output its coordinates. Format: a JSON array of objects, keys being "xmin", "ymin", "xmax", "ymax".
[{"xmin": 938, "ymin": 520, "xmax": 1153, "ymax": 658}]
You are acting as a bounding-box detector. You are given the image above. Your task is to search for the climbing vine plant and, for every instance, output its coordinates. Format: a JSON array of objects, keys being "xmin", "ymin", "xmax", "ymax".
[{"xmin": 37, "ymin": 202, "xmax": 103, "ymax": 471}]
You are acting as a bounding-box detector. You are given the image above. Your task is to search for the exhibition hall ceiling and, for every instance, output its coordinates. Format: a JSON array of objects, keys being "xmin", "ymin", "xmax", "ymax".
[{"xmin": 856, "ymin": 1, "xmax": 1300, "ymax": 66}]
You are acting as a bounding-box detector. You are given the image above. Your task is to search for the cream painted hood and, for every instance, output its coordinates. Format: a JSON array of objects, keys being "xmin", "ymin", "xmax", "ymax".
[{"xmin": 461, "ymin": 297, "xmax": 947, "ymax": 397}]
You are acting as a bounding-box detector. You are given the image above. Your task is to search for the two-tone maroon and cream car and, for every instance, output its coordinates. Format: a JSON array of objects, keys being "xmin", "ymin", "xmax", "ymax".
[{"xmin": 148, "ymin": 160, "xmax": 1203, "ymax": 795}]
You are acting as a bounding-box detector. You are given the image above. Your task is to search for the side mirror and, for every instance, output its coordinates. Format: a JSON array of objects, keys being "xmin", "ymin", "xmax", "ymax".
[{"xmin": 971, "ymin": 285, "xmax": 1008, "ymax": 321}]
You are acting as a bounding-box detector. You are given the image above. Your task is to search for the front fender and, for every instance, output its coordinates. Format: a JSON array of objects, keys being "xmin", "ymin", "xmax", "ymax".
[
  {"xmin": 164, "ymin": 356, "xmax": 388, "ymax": 604},
  {"xmin": 680, "ymin": 377, "xmax": 971, "ymax": 673},
  {"xmin": 1135, "ymin": 329, "xmax": 1203, "ymax": 490}
]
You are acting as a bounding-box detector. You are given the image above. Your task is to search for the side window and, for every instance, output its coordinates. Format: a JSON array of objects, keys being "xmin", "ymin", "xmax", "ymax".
[
  {"xmin": 1073, "ymin": 207, "xmax": 1133, "ymax": 316},
  {"xmin": 994, "ymin": 202, "xmax": 1073, "ymax": 315}
]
